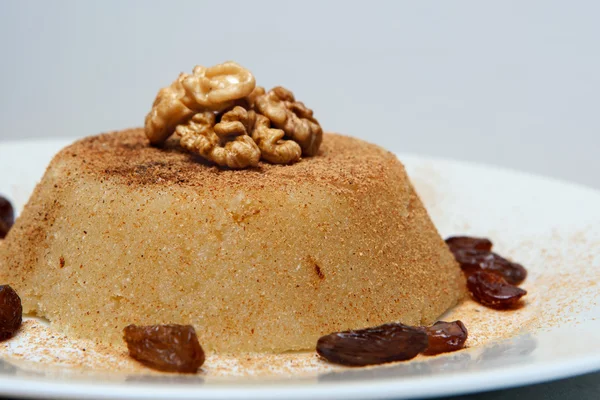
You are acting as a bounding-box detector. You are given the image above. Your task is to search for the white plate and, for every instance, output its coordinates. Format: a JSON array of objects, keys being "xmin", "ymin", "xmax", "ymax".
[{"xmin": 0, "ymin": 138, "xmax": 599, "ymax": 400}]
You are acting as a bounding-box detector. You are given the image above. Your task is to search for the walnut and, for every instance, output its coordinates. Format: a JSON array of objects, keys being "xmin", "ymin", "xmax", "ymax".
[
  {"xmin": 234, "ymin": 86, "xmax": 266, "ymax": 110},
  {"xmin": 182, "ymin": 62, "xmax": 255, "ymax": 111},
  {"xmin": 213, "ymin": 105, "xmax": 301, "ymax": 165},
  {"xmin": 252, "ymin": 114, "xmax": 301, "ymax": 165},
  {"xmin": 144, "ymin": 74, "xmax": 196, "ymax": 145},
  {"xmin": 255, "ymin": 86, "xmax": 323, "ymax": 156},
  {"xmin": 145, "ymin": 61, "xmax": 256, "ymax": 145},
  {"xmin": 145, "ymin": 62, "xmax": 325, "ymax": 167},
  {"xmin": 214, "ymin": 106, "xmax": 255, "ymax": 138},
  {"xmin": 177, "ymin": 108, "xmax": 260, "ymax": 169}
]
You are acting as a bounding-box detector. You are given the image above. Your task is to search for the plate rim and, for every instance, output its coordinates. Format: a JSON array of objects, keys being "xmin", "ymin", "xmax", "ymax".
[{"xmin": 0, "ymin": 353, "xmax": 597, "ymax": 400}]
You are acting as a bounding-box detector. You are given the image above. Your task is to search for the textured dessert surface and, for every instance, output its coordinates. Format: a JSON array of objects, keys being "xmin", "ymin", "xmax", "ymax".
[{"xmin": 0, "ymin": 129, "xmax": 463, "ymax": 353}]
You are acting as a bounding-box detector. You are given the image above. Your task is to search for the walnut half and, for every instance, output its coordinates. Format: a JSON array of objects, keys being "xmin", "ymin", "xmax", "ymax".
[
  {"xmin": 177, "ymin": 109, "xmax": 260, "ymax": 169},
  {"xmin": 252, "ymin": 114, "xmax": 301, "ymax": 165},
  {"xmin": 182, "ymin": 62, "xmax": 256, "ymax": 110},
  {"xmin": 144, "ymin": 74, "xmax": 196, "ymax": 145},
  {"xmin": 255, "ymin": 87, "xmax": 323, "ymax": 156},
  {"xmin": 145, "ymin": 63, "xmax": 325, "ymax": 167},
  {"xmin": 145, "ymin": 62, "xmax": 256, "ymax": 145}
]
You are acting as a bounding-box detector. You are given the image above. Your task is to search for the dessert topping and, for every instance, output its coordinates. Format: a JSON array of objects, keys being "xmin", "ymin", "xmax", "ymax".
[
  {"xmin": 181, "ymin": 62, "xmax": 256, "ymax": 110},
  {"xmin": 316, "ymin": 322, "xmax": 428, "ymax": 367},
  {"xmin": 145, "ymin": 62, "xmax": 257, "ymax": 146},
  {"xmin": 467, "ymin": 270, "xmax": 527, "ymax": 309},
  {"xmin": 0, "ymin": 196, "xmax": 15, "ymax": 239},
  {"xmin": 145, "ymin": 61, "xmax": 322, "ymax": 167},
  {"xmin": 451, "ymin": 248, "xmax": 527, "ymax": 285},
  {"xmin": 255, "ymin": 86, "xmax": 323, "ymax": 156},
  {"xmin": 445, "ymin": 236, "xmax": 492, "ymax": 252},
  {"xmin": 446, "ymin": 235, "xmax": 528, "ymax": 308},
  {"xmin": 316, "ymin": 319, "xmax": 469, "ymax": 366},
  {"xmin": 238, "ymin": 86, "xmax": 266, "ymax": 110},
  {"xmin": 178, "ymin": 109, "xmax": 261, "ymax": 169},
  {"xmin": 251, "ymin": 113, "xmax": 302, "ymax": 164},
  {"xmin": 420, "ymin": 320, "xmax": 468, "ymax": 355},
  {"xmin": 144, "ymin": 73, "xmax": 197, "ymax": 145},
  {"xmin": 123, "ymin": 324, "xmax": 205, "ymax": 373},
  {"xmin": 0, "ymin": 285, "xmax": 22, "ymax": 341}
]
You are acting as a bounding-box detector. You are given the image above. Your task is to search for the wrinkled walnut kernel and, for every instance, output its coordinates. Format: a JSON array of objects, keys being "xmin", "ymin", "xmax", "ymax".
[
  {"xmin": 255, "ymin": 86, "xmax": 323, "ymax": 156},
  {"xmin": 0, "ymin": 285, "xmax": 22, "ymax": 341},
  {"xmin": 144, "ymin": 74, "xmax": 197, "ymax": 145},
  {"xmin": 234, "ymin": 86, "xmax": 266, "ymax": 110},
  {"xmin": 177, "ymin": 110, "xmax": 260, "ymax": 169},
  {"xmin": 123, "ymin": 324, "xmax": 205, "ymax": 373},
  {"xmin": 182, "ymin": 62, "xmax": 256, "ymax": 108},
  {"xmin": 145, "ymin": 61, "xmax": 256, "ymax": 145},
  {"xmin": 214, "ymin": 106, "xmax": 255, "ymax": 138},
  {"xmin": 252, "ymin": 113, "xmax": 301, "ymax": 164},
  {"xmin": 145, "ymin": 62, "xmax": 325, "ymax": 167}
]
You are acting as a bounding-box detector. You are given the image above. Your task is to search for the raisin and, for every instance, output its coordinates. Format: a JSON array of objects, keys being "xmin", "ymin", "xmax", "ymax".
[
  {"xmin": 453, "ymin": 249, "xmax": 527, "ymax": 285},
  {"xmin": 445, "ymin": 236, "xmax": 492, "ymax": 252},
  {"xmin": 421, "ymin": 321, "xmax": 468, "ymax": 355},
  {"xmin": 0, "ymin": 196, "xmax": 15, "ymax": 239},
  {"xmin": 123, "ymin": 324, "xmax": 205, "ymax": 373},
  {"xmin": 316, "ymin": 323, "xmax": 428, "ymax": 367},
  {"xmin": 467, "ymin": 270, "xmax": 527, "ymax": 309},
  {"xmin": 0, "ymin": 285, "xmax": 22, "ymax": 341}
]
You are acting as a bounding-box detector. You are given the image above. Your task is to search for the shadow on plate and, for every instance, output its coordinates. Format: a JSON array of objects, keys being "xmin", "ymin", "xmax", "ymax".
[{"xmin": 319, "ymin": 333, "xmax": 536, "ymax": 383}]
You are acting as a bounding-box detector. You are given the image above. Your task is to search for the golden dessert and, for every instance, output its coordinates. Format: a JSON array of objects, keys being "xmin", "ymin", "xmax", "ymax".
[
  {"xmin": 0, "ymin": 130, "xmax": 462, "ymax": 352},
  {"xmin": 0, "ymin": 61, "xmax": 464, "ymax": 355}
]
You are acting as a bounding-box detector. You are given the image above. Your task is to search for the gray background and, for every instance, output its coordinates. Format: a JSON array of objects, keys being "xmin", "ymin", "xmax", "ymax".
[
  {"xmin": 0, "ymin": 0, "xmax": 599, "ymax": 190},
  {"xmin": 0, "ymin": 1, "xmax": 598, "ymax": 399}
]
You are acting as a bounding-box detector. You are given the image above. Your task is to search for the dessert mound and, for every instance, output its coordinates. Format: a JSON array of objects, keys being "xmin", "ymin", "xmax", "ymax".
[{"xmin": 0, "ymin": 130, "xmax": 463, "ymax": 353}]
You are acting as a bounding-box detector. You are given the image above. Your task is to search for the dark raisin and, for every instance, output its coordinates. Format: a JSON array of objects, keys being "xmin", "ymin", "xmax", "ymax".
[
  {"xmin": 445, "ymin": 236, "xmax": 492, "ymax": 252},
  {"xmin": 467, "ymin": 270, "xmax": 527, "ymax": 309},
  {"xmin": 453, "ymin": 249, "xmax": 527, "ymax": 285},
  {"xmin": 421, "ymin": 321, "xmax": 468, "ymax": 355},
  {"xmin": 316, "ymin": 323, "xmax": 428, "ymax": 367},
  {"xmin": 0, "ymin": 285, "xmax": 22, "ymax": 341},
  {"xmin": 0, "ymin": 196, "xmax": 15, "ymax": 239},
  {"xmin": 485, "ymin": 256, "xmax": 527, "ymax": 285},
  {"xmin": 123, "ymin": 324, "xmax": 205, "ymax": 373}
]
